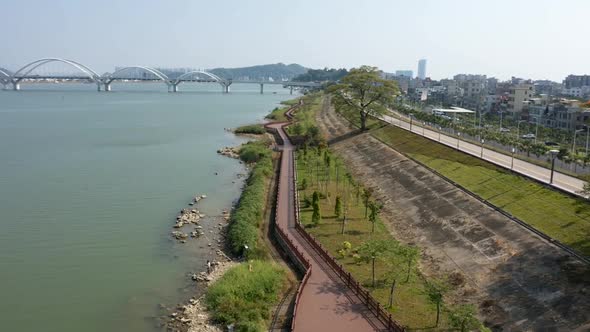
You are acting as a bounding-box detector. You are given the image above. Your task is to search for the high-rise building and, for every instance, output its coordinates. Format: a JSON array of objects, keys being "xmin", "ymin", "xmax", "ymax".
[{"xmin": 417, "ymin": 59, "xmax": 427, "ymax": 79}]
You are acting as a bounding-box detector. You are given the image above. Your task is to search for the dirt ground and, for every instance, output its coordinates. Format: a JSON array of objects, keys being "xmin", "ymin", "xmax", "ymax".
[{"xmin": 317, "ymin": 101, "xmax": 590, "ymax": 331}]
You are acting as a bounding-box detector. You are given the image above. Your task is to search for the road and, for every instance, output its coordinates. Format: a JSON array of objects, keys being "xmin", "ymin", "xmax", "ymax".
[
  {"xmin": 268, "ymin": 122, "xmax": 387, "ymax": 332},
  {"xmin": 380, "ymin": 112, "xmax": 587, "ymax": 196}
]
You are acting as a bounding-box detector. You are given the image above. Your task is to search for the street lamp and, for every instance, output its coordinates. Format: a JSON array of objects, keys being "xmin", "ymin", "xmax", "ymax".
[
  {"xmin": 457, "ymin": 132, "xmax": 461, "ymax": 149},
  {"xmin": 549, "ymin": 149, "xmax": 559, "ymax": 184},
  {"xmin": 410, "ymin": 116, "xmax": 413, "ymax": 132},
  {"xmin": 586, "ymin": 125, "xmax": 589, "ymax": 156},
  {"xmin": 481, "ymin": 139, "xmax": 485, "ymax": 158},
  {"xmin": 438, "ymin": 126, "xmax": 442, "ymax": 142},
  {"xmin": 422, "ymin": 122, "xmax": 425, "ymax": 136},
  {"xmin": 535, "ymin": 116, "xmax": 540, "ymax": 144},
  {"xmin": 499, "ymin": 111, "xmax": 504, "ymax": 132},
  {"xmin": 511, "ymin": 147, "xmax": 516, "ymax": 170}
]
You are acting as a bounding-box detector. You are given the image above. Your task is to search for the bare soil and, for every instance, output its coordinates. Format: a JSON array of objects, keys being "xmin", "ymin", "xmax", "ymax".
[{"xmin": 317, "ymin": 102, "xmax": 590, "ymax": 331}]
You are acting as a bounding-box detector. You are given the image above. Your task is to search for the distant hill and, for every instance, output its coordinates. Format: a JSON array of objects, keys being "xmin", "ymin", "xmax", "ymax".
[{"xmin": 209, "ymin": 63, "xmax": 307, "ymax": 81}]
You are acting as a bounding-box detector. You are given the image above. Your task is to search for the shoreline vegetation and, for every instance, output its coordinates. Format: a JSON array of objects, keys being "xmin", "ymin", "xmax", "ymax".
[{"xmin": 170, "ymin": 100, "xmax": 304, "ymax": 332}]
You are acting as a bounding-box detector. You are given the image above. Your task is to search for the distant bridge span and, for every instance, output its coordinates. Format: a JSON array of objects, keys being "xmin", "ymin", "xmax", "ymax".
[{"xmin": 2, "ymin": 58, "xmax": 321, "ymax": 93}]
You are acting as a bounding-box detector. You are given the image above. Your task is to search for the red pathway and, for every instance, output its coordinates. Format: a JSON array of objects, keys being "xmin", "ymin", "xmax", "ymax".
[{"xmin": 268, "ymin": 122, "xmax": 387, "ymax": 332}]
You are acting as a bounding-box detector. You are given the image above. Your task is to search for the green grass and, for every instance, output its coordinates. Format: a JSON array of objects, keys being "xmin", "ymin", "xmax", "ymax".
[
  {"xmin": 296, "ymin": 149, "xmax": 452, "ymax": 329},
  {"xmin": 228, "ymin": 140, "xmax": 273, "ymax": 258},
  {"xmin": 280, "ymin": 98, "xmax": 300, "ymax": 106},
  {"xmin": 265, "ymin": 106, "xmax": 289, "ymax": 122},
  {"xmin": 285, "ymin": 93, "xmax": 322, "ymax": 136},
  {"xmin": 206, "ymin": 260, "xmax": 289, "ymax": 332},
  {"xmin": 371, "ymin": 123, "xmax": 590, "ymax": 257},
  {"xmin": 235, "ymin": 124, "xmax": 266, "ymax": 135}
]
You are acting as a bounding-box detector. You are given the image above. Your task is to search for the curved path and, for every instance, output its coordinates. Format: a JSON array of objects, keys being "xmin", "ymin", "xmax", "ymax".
[{"xmin": 268, "ymin": 122, "xmax": 387, "ymax": 332}]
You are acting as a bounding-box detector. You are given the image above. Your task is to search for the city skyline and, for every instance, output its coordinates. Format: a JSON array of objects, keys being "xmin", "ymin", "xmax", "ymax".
[{"xmin": 1, "ymin": 0, "xmax": 590, "ymax": 82}]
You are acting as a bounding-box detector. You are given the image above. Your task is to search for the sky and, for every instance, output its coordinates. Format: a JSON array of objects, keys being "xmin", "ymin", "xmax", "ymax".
[{"xmin": 1, "ymin": 0, "xmax": 589, "ymax": 81}]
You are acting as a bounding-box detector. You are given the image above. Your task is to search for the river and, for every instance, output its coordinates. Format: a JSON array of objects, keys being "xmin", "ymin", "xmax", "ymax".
[{"xmin": 0, "ymin": 82, "xmax": 292, "ymax": 332}]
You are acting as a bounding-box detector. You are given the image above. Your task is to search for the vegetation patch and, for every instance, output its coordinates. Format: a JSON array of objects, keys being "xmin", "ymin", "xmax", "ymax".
[
  {"xmin": 205, "ymin": 260, "xmax": 288, "ymax": 332},
  {"xmin": 227, "ymin": 140, "xmax": 273, "ymax": 258},
  {"xmin": 296, "ymin": 148, "xmax": 485, "ymax": 330},
  {"xmin": 371, "ymin": 122, "xmax": 590, "ymax": 257},
  {"xmin": 235, "ymin": 124, "xmax": 266, "ymax": 135}
]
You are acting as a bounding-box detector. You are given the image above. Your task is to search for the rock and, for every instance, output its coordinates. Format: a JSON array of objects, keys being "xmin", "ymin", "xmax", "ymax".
[
  {"xmin": 174, "ymin": 222, "xmax": 183, "ymax": 228},
  {"xmin": 191, "ymin": 274, "xmax": 198, "ymax": 281}
]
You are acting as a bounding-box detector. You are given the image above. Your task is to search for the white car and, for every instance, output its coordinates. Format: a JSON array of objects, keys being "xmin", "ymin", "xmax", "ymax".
[
  {"xmin": 500, "ymin": 128, "xmax": 511, "ymax": 132},
  {"xmin": 521, "ymin": 133, "xmax": 536, "ymax": 139}
]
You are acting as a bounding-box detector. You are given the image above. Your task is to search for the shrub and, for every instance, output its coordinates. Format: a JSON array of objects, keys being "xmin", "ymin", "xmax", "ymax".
[
  {"xmin": 206, "ymin": 261, "xmax": 288, "ymax": 332},
  {"xmin": 228, "ymin": 141, "xmax": 273, "ymax": 257},
  {"xmin": 239, "ymin": 141, "xmax": 271, "ymax": 164},
  {"xmin": 235, "ymin": 124, "xmax": 266, "ymax": 135}
]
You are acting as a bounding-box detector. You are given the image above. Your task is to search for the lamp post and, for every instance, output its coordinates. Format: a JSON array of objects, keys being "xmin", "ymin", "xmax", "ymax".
[
  {"xmin": 457, "ymin": 132, "xmax": 461, "ymax": 149},
  {"xmin": 422, "ymin": 122, "xmax": 425, "ymax": 136},
  {"xmin": 410, "ymin": 116, "xmax": 413, "ymax": 132},
  {"xmin": 586, "ymin": 125, "xmax": 589, "ymax": 155},
  {"xmin": 438, "ymin": 126, "xmax": 442, "ymax": 142},
  {"xmin": 499, "ymin": 111, "xmax": 503, "ymax": 132},
  {"xmin": 549, "ymin": 149, "xmax": 559, "ymax": 184},
  {"xmin": 535, "ymin": 116, "xmax": 540, "ymax": 144},
  {"xmin": 511, "ymin": 147, "xmax": 516, "ymax": 170},
  {"xmin": 481, "ymin": 139, "xmax": 485, "ymax": 158}
]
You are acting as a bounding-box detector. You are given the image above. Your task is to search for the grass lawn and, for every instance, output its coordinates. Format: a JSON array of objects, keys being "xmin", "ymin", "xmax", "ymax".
[
  {"xmin": 295, "ymin": 149, "xmax": 452, "ymax": 330},
  {"xmin": 371, "ymin": 123, "xmax": 590, "ymax": 257}
]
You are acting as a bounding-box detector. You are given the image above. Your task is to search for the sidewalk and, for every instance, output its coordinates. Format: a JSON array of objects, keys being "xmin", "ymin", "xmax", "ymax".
[{"xmin": 380, "ymin": 112, "xmax": 587, "ymax": 197}]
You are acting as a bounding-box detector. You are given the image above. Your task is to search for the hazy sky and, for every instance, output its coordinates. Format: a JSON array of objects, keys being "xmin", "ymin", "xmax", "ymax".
[{"xmin": 2, "ymin": 0, "xmax": 589, "ymax": 81}]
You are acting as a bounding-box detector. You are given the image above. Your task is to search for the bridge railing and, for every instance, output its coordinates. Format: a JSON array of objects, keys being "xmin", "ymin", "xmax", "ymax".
[
  {"xmin": 269, "ymin": 134, "xmax": 312, "ymax": 332},
  {"xmin": 291, "ymin": 150, "xmax": 405, "ymax": 332}
]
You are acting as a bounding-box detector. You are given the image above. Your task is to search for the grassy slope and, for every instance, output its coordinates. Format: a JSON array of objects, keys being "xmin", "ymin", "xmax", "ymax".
[
  {"xmin": 296, "ymin": 152, "xmax": 448, "ymax": 329},
  {"xmin": 371, "ymin": 122, "xmax": 590, "ymax": 257}
]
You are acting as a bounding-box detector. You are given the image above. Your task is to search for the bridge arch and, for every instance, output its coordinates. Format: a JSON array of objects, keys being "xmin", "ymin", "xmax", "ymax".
[
  {"xmin": 104, "ymin": 66, "xmax": 170, "ymax": 85},
  {"xmin": 172, "ymin": 70, "xmax": 230, "ymax": 92},
  {"xmin": 0, "ymin": 69, "xmax": 11, "ymax": 86},
  {"xmin": 11, "ymin": 58, "xmax": 101, "ymax": 84}
]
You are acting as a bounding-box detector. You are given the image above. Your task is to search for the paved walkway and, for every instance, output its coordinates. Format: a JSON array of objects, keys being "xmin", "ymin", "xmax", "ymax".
[
  {"xmin": 268, "ymin": 122, "xmax": 386, "ymax": 332},
  {"xmin": 380, "ymin": 112, "xmax": 587, "ymax": 196}
]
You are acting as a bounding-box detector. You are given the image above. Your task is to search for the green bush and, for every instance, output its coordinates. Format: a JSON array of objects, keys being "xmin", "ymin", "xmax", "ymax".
[
  {"xmin": 206, "ymin": 261, "xmax": 288, "ymax": 332},
  {"xmin": 239, "ymin": 141, "xmax": 271, "ymax": 164},
  {"xmin": 235, "ymin": 124, "xmax": 266, "ymax": 135},
  {"xmin": 228, "ymin": 141, "xmax": 273, "ymax": 257}
]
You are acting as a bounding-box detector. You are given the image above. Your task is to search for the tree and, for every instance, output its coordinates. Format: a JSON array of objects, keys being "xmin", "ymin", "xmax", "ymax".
[
  {"xmin": 334, "ymin": 195, "xmax": 342, "ymax": 218},
  {"xmin": 425, "ymin": 279, "xmax": 449, "ymax": 327},
  {"xmin": 357, "ymin": 239, "xmax": 392, "ymax": 287},
  {"xmin": 329, "ymin": 66, "xmax": 400, "ymax": 131},
  {"xmin": 361, "ymin": 188, "xmax": 373, "ymax": 219},
  {"xmin": 368, "ymin": 201, "xmax": 382, "ymax": 233},
  {"xmin": 312, "ymin": 191, "xmax": 321, "ymax": 225},
  {"xmin": 397, "ymin": 245, "xmax": 419, "ymax": 282},
  {"xmin": 447, "ymin": 304, "xmax": 485, "ymax": 332}
]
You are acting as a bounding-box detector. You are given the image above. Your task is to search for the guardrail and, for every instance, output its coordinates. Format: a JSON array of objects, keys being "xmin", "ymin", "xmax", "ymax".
[
  {"xmin": 270, "ymin": 141, "xmax": 312, "ymax": 332},
  {"xmin": 290, "ymin": 150, "xmax": 405, "ymax": 331},
  {"xmin": 294, "ymin": 223, "xmax": 404, "ymax": 331}
]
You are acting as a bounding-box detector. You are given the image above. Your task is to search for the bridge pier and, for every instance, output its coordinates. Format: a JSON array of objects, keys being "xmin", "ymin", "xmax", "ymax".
[
  {"xmin": 13, "ymin": 82, "xmax": 20, "ymax": 91},
  {"xmin": 290, "ymin": 86, "xmax": 293, "ymax": 95},
  {"xmin": 168, "ymin": 84, "xmax": 178, "ymax": 93},
  {"xmin": 104, "ymin": 83, "xmax": 112, "ymax": 92},
  {"xmin": 260, "ymin": 83, "xmax": 264, "ymax": 94}
]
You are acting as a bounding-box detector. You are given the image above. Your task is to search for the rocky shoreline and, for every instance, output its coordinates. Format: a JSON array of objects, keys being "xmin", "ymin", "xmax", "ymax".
[{"xmin": 161, "ymin": 144, "xmax": 245, "ymax": 332}]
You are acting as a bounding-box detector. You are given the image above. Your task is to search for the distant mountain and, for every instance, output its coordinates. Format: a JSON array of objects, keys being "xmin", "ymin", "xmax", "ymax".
[{"xmin": 209, "ymin": 63, "xmax": 307, "ymax": 81}]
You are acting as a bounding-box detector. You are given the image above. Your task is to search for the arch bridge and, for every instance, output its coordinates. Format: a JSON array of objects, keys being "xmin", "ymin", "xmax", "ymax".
[{"xmin": 2, "ymin": 58, "xmax": 319, "ymax": 93}]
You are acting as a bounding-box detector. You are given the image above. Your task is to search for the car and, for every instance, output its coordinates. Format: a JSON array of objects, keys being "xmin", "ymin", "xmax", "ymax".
[
  {"xmin": 500, "ymin": 128, "xmax": 511, "ymax": 132},
  {"xmin": 521, "ymin": 133, "xmax": 536, "ymax": 139},
  {"xmin": 544, "ymin": 141, "xmax": 559, "ymax": 147}
]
